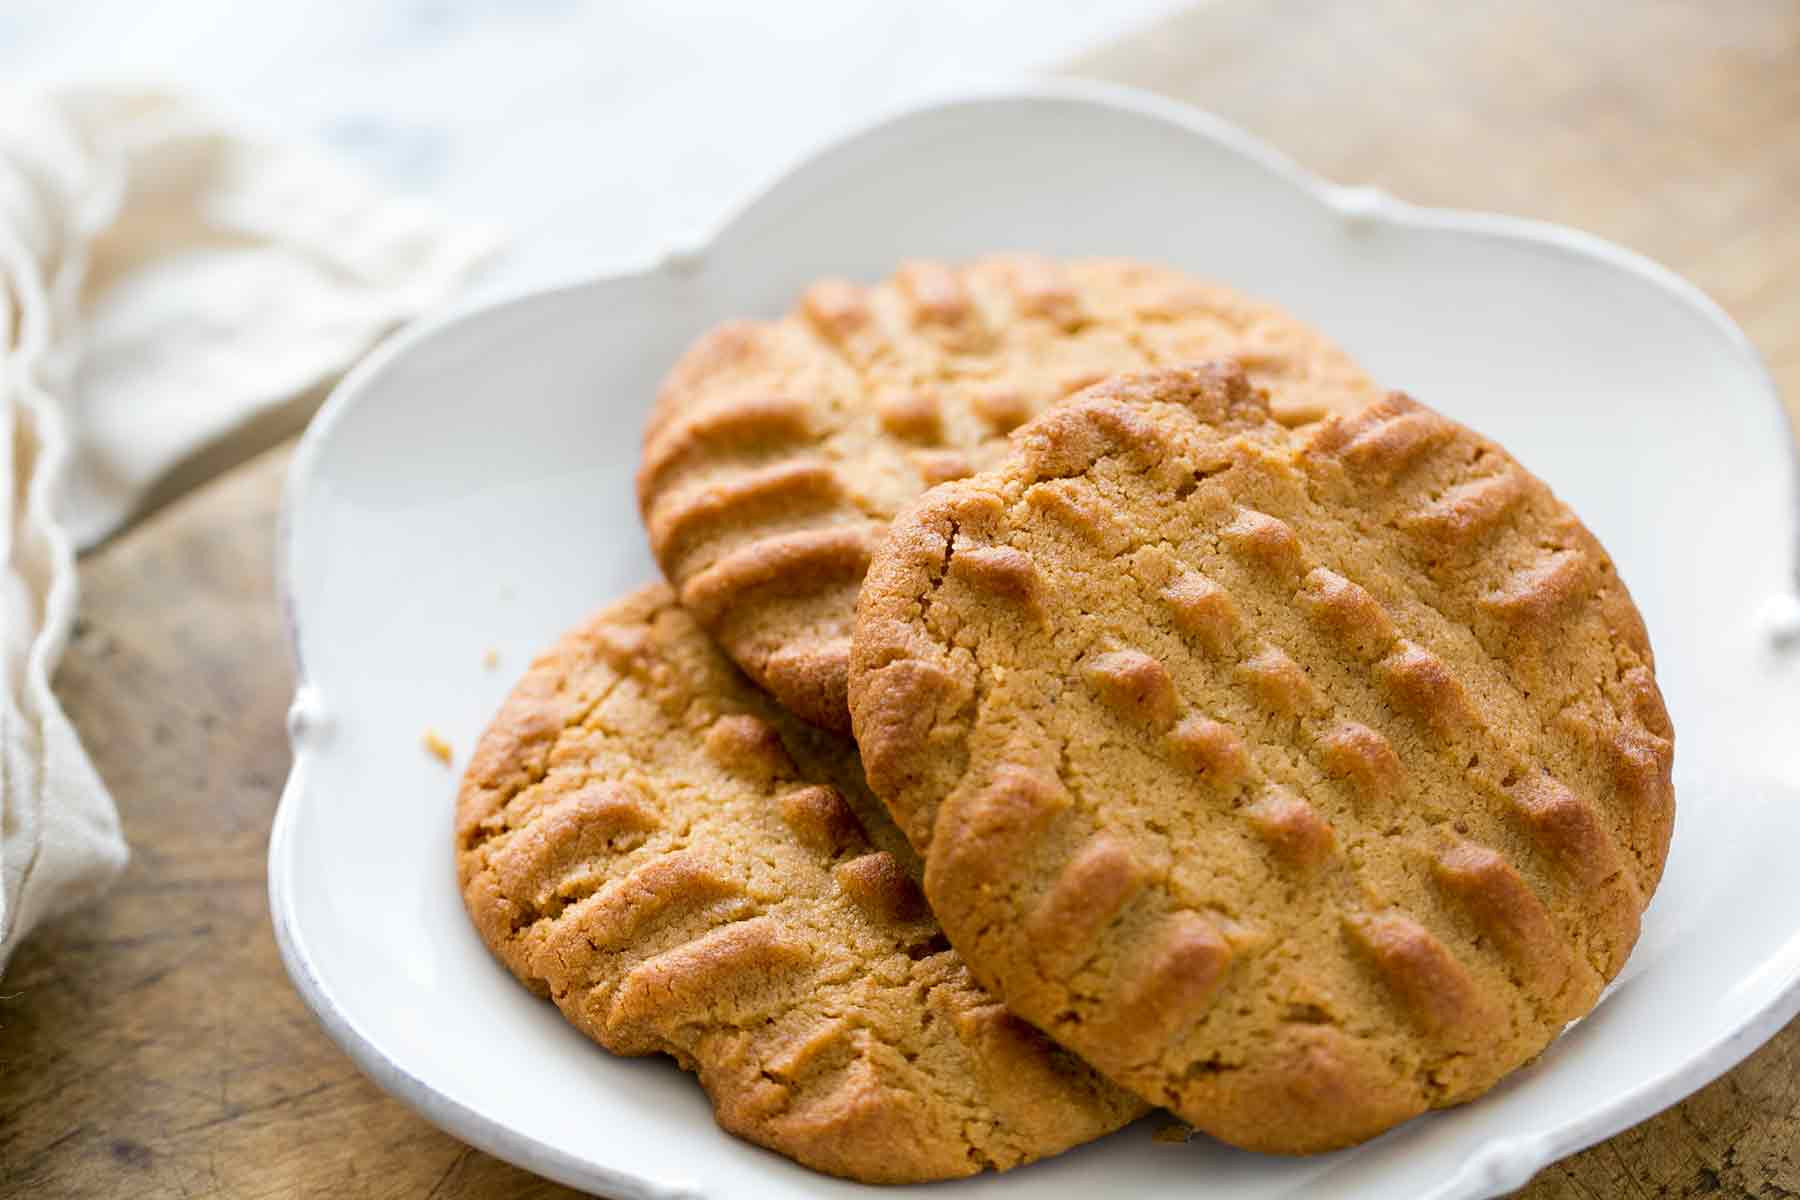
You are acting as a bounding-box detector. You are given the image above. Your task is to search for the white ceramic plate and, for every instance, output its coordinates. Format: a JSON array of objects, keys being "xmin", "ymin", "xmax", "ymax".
[{"xmin": 271, "ymin": 81, "xmax": 1800, "ymax": 1199}]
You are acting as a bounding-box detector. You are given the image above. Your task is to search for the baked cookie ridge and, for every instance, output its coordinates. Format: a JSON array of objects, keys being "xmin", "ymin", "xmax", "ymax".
[
  {"xmin": 640, "ymin": 256, "xmax": 1383, "ymax": 731},
  {"xmin": 456, "ymin": 583, "xmax": 1145, "ymax": 1182},
  {"xmin": 849, "ymin": 362, "xmax": 1672, "ymax": 1153}
]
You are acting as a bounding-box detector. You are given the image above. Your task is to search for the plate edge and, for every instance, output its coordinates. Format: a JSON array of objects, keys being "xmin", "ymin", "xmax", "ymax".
[{"xmin": 266, "ymin": 77, "xmax": 1800, "ymax": 1200}]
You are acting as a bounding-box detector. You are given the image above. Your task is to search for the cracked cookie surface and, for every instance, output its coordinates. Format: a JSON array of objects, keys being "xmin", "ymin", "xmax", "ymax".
[
  {"xmin": 848, "ymin": 364, "xmax": 1674, "ymax": 1153},
  {"xmin": 456, "ymin": 584, "xmax": 1144, "ymax": 1183},
  {"xmin": 640, "ymin": 256, "xmax": 1380, "ymax": 732}
]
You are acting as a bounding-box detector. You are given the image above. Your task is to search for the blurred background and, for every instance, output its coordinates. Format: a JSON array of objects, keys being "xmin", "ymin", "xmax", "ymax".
[{"xmin": 0, "ymin": 0, "xmax": 1185, "ymax": 291}]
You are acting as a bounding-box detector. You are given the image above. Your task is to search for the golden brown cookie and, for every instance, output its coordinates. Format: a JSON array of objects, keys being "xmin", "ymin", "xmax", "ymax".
[
  {"xmin": 456, "ymin": 584, "xmax": 1144, "ymax": 1183},
  {"xmin": 848, "ymin": 364, "xmax": 1674, "ymax": 1153},
  {"xmin": 639, "ymin": 256, "xmax": 1380, "ymax": 732}
]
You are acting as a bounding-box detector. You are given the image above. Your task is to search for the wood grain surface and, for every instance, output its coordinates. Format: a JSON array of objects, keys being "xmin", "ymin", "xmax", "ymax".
[{"xmin": 3, "ymin": 1, "xmax": 1796, "ymax": 1196}]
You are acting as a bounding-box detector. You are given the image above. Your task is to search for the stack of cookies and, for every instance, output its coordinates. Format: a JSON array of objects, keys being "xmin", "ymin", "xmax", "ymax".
[{"xmin": 454, "ymin": 257, "xmax": 1674, "ymax": 1182}]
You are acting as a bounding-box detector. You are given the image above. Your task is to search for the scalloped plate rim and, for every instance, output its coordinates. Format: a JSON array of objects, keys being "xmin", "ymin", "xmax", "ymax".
[{"xmin": 268, "ymin": 77, "xmax": 1800, "ymax": 1200}]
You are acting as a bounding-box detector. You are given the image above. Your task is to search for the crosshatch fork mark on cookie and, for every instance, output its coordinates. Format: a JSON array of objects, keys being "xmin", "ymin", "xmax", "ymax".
[
  {"xmin": 639, "ymin": 256, "xmax": 1383, "ymax": 731},
  {"xmin": 849, "ymin": 363, "xmax": 1673, "ymax": 1154},
  {"xmin": 455, "ymin": 585, "xmax": 1143, "ymax": 1184}
]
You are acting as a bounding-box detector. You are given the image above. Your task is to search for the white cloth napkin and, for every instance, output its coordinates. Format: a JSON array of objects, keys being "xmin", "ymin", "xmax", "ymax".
[{"xmin": 0, "ymin": 88, "xmax": 500, "ymax": 972}]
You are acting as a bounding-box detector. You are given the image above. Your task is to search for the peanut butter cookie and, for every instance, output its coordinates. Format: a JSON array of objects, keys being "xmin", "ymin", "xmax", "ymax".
[
  {"xmin": 849, "ymin": 364, "xmax": 1674, "ymax": 1153},
  {"xmin": 456, "ymin": 584, "xmax": 1144, "ymax": 1182},
  {"xmin": 640, "ymin": 257, "xmax": 1379, "ymax": 731}
]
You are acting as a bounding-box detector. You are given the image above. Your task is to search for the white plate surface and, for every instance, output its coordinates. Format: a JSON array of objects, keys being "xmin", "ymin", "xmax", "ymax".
[{"xmin": 271, "ymin": 81, "xmax": 1800, "ymax": 1199}]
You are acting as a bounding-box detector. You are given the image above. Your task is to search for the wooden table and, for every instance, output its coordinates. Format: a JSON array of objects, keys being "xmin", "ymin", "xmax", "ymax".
[{"xmin": 4, "ymin": 0, "xmax": 1796, "ymax": 1195}]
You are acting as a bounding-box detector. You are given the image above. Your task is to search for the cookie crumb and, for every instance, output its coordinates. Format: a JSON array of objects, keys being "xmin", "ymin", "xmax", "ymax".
[
  {"xmin": 423, "ymin": 729, "xmax": 453, "ymax": 764},
  {"xmin": 482, "ymin": 648, "xmax": 500, "ymax": 670},
  {"xmin": 1153, "ymin": 1119, "xmax": 1196, "ymax": 1144}
]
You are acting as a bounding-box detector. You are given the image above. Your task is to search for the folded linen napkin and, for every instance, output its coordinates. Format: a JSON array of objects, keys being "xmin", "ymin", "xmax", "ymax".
[{"xmin": 0, "ymin": 88, "xmax": 499, "ymax": 972}]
